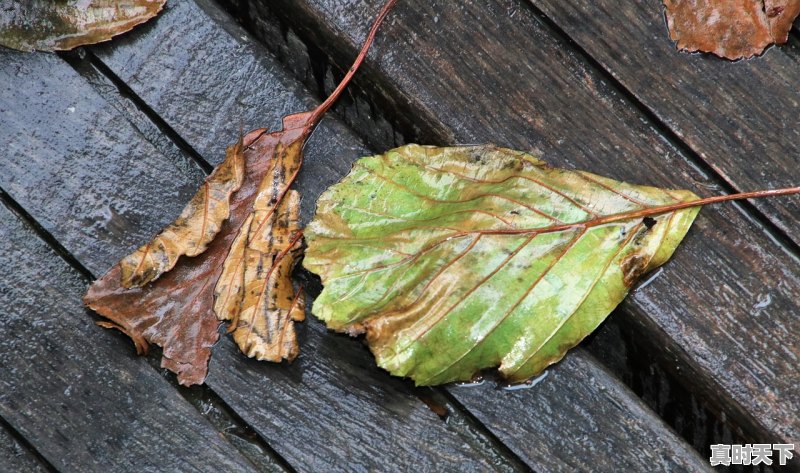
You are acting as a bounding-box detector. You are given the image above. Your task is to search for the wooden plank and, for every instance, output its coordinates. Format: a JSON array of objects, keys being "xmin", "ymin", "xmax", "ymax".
[
  {"xmin": 450, "ymin": 350, "xmax": 708, "ymax": 472},
  {"xmin": 83, "ymin": 1, "xmax": 710, "ymax": 470},
  {"xmin": 225, "ymin": 0, "xmax": 800, "ymax": 445},
  {"xmin": 586, "ymin": 314, "xmax": 769, "ymax": 459},
  {"xmin": 89, "ymin": 0, "xmax": 312, "ymax": 165},
  {"xmin": 0, "ymin": 202, "xmax": 258, "ymax": 472},
  {"xmin": 205, "ymin": 316, "xmax": 519, "ymax": 472},
  {"xmin": 0, "ymin": 421, "xmax": 50, "ymax": 473},
  {"xmin": 529, "ymin": 0, "xmax": 800, "ymax": 244},
  {"xmin": 0, "ymin": 5, "xmax": 513, "ymax": 473},
  {"xmin": 0, "ymin": 50, "xmax": 206, "ymax": 278}
]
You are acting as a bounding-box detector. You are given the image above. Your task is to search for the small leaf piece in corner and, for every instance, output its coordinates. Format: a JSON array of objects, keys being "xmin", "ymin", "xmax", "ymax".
[
  {"xmin": 304, "ymin": 145, "xmax": 701, "ymax": 386},
  {"xmin": 663, "ymin": 0, "xmax": 800, "ymax": 59},
  {"xmin": 0, "ymin": 0, "xmax": 166, "ymax": 52},
  {"xmin": 121, "ymin": 138, "xmax": 245, "ymax": 288}
]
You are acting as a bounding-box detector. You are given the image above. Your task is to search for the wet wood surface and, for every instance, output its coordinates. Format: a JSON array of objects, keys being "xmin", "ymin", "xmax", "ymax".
[
  {"xmin": 530, "ymin": 0, "xmax": 800, "ymax": 243},
  {"xmin": 0, "ymin": 0, "xmax": 795, "ymax": 471},
  {"xmin": 0, "ymin": 22, "xmax": 503, "ymax": 473},
  {"xmin": 0, "ymin": 203, "xmax": 258, "ymax": 472},
  {"xmin": 0, "ymin": 422, "xmax": 50, "ymax": 473},
  {"xmin": 227, "ymin": 0, "xmax": 800, "ymax": 447}
]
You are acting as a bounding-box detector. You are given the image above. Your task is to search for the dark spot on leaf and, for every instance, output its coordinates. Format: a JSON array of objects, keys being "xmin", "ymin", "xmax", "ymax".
[
  {"xmin": 621, "ymin": 253, "xmax": 649, "ymax": 288},
  {"xmin": 643, "ymin": 217, "xmax": 657, "ymax": 229},
  {"xmin": 767, "ymin": 6, "xmax": 785, "ymax": 17},
  {"xmin": 469, "ymin": 149, "xmax": 485, "ymax": 163}
]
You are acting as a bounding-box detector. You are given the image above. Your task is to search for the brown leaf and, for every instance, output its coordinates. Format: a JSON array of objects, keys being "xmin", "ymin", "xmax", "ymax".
[
  {"xmin": 217, "ymin": 141, "xmax": 306, "ymax": 362},
  {"xmin": 84, "ymin": 116, "xmax": 312, "ymax": 385},
  {"xmin": 0, "ymin": 0, "xmax": 166, "ymax": 52},
  {"xmin": 120, "ymin": 139, "xmax": 245, "ymax": 288},
  {"xmin": 83, "ymin": 0, "xmax": 398, "ymax": 385},
  {"xmin": 663, "ymin": 0, "xmax": 800, "ymax": 59}
]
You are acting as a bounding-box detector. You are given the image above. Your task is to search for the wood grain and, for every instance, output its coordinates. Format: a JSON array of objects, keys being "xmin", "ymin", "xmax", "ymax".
[
  {"xmin": 0, "ymin": 422, "xmax": 50, "ymax": 473},
  {"xmin": 83, "ymin": 1, "xmax": 708, "ymax": 470},
  {"xmin": 0, "ymin": 50, "xmax": 205, "ymax": 278},
  {"xmin": 230, "ymin": 0, "xmax": 800, "ymax": 444},
  {"xmin": 530, "ymin": 0, "xmax": 800, "ymax": 243},
  {"xmin": 0, "ymin": 203, "xmax": 258, "ymax": 472},
  {"xmin": 0, "ymin": 3, "xmax": 509, "ymax": 471},
  {"xmin": 450, "ymin": 351, "xmax": 711, "ymax": 472}
]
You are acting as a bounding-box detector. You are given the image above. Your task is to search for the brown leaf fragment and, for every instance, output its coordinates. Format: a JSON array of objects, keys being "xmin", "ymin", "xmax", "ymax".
[
  {"xmin": 663, "ymin": 0, "xmax": 800, "ymax": 59},
  {"xmin": 96, "ymin": 320, "xmax": 148, "ymax": 355},
  {"xmin": 120, "ymin": 138, "xmax": 245, "ymax": 288},
  {"xmin": 214, "ymin": 215, "xmax": 251, "ymax": 326},
  {"xmin": 84, "ymin": 116, "xmax": 312, "ymax": 385},
  {"xmin": 217, "ymin": 138, "xmax": 306, "ymax": 362},
  {"xmin": 0, "ymin": 0, "xmax": 166, "ymax": 52}
]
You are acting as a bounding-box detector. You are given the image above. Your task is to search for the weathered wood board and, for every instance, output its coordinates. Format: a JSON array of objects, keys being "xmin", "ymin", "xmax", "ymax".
[
  {"xmin": 85, "ymin": 1, "xmax": 708, "ymax": 470},
  {"xmin": 231, "ymin": 0, "xmax": 800, "ymax": 445},
  {"xmin": 4, "ymin": 0, "xmax": 792, "ymax": 470},
  {"xmin": 0, "ymin": 4, "xmax": 520, "ymax": 473},
  {"xmin": 0, "ymin": 421, "xmax": 50, "ymax": 473},
  {"xmin": 0, "ymin": 203, "xmax": 258, "ymax": 472},
  {"xmin": 0, "ymin": 48, "xmax": 508, "ymax": 473},
  {"xmin": 530, "ymin": 0, "xmax": 800, "ymax": 242}
]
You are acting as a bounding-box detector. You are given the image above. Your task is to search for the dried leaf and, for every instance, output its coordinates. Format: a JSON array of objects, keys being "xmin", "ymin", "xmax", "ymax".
[
  {"xmin": 121, "ymin": 139, "xmax": 245, "ymax": 288},
  {"xmin": 84, "ymin": 117, "xmax": 312, "ymax": 385},
  {"xmin": 218, "ymin": 140, "xmax": 306, "ymax": 362},
  {"xmin": 83, "ymin": 0, "xmax": 398, "ymax": 385},
  {"xmin": 664, "ymin": 0, "xmax": 800, "ymax": 59},
  {"xmin": 0, "ymin": 0, "xmax": 166, "ymax": 52},
  {"xmin": 304, "ymin": 145, "xmax": 701, "ymax": 386}
]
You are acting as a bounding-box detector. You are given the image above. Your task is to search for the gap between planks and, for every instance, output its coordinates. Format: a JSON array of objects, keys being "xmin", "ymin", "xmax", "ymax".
[
  {"xmin": 0, "ymin": 162, "xmax": 293, "ymax": 473},
  {"xmin": 212, "ymin": 0, "xmax": 719, "ymax": 461},
  {"xmin": 227, "ymin": 0, "xmax": 800, "ymax": 262},
  {"xmin": 212, "ymin": 0, "xmax": 798, "ymax": 453},
  {"xmin": 15, "ymin": 47, "xmax": 534, "ymax": 472},
  {"xmin": 75, "ymin": 47, "xmax": 531, "ymax": 472},
  {"xmin": 59, "ymin": 49, "xmax": 215, "ymax": 175},
  {"xmin": 517, "ymin": 0, "xmax": 800, "ymax": 258},
  {"xmin": 0, "ymin": 412, "xmax": 58, "ymax": 473}
]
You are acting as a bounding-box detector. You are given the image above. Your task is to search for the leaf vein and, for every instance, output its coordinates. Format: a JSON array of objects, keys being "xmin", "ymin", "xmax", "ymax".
[
  {"xmin": 417, "ymin": 228, "xmax": 587, "ymax": 384},
  {"xmin": 504, "ymin": 222, "xmax": 644, "ymax": 378}
]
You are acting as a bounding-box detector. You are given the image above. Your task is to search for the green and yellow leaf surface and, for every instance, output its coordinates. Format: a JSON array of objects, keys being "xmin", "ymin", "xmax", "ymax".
[{"xmin": 305, "ymin": 145, "xmax": 699, "ymax": 386}]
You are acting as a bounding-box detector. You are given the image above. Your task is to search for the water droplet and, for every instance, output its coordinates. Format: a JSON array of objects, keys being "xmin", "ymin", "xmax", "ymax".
[
  {"xmin": 499, "ymin": 370, "xmax": 548, "ymax": 391},
  {"xmin": 452, "ymin": 376, "xmax": 485, "ymax": 388},
  {"xmin": 751, "ymin": 293, "xmax": 772, "ymax": 316},
  {"xmin": 634, "ymin": 267, "xmax": 664, "ymax": 292}
]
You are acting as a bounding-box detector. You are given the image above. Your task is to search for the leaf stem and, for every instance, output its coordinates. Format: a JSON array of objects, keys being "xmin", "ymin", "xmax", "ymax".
[
  {"xmin": 308, "ymin": 0, "xmax": 399, "ymax": 127},
  {"xmin": 474, "ymin": 186, "xmax": 800, "ymax": 236},
  {"xmin": 588, "ymin": 186, "xmax": 800, "ymax": 226}
]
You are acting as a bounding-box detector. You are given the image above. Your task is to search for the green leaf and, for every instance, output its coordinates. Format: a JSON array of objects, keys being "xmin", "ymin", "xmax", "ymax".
[
  {"xmin": 0, "ymin": 0, "xmax": 165, "ymax": 52},
  {"xmin": 304, "ymin": 145, "xmax": 700, "ymax": 386}
]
